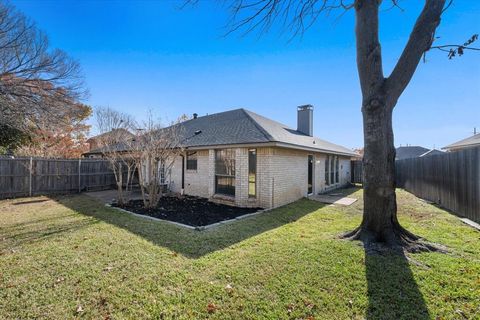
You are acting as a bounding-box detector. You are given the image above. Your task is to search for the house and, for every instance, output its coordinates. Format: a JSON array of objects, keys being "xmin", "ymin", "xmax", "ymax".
[
  {"xmin": 164, "ymin": 106, "xmax": 357, "ymax": 209},
  {"xmin": 418, "ymin": 149, "xmax": 444, "ymax": 157},
  {"xmin": 85, "ymin": 129, "xmax": 134, "ymax": 158},
  {"xmin": 443, "ymin": 132, "xmax": 480, "ymax": 152},
  {"xmin": 85, "ymin": 106, "xmax": 357, "ymax": 209},
  {"xmin": 395, "ymin": 146, "xmax": 443, "ymax": 160}
]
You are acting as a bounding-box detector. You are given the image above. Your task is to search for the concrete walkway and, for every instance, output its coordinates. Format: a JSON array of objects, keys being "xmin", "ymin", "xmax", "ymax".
[{"xmin": 309, "ymin": 194, "xmax": 357, "ymax": 206}]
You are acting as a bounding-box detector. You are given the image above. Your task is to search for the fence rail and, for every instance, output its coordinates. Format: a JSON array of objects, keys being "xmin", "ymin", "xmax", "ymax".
[
  {"xmin": 0, "ymin": 158, "xmax": 121, "ymax": 199},
  {"xmin": 351, "ymin": 147, "xmax": 480, "ymax": 223}
]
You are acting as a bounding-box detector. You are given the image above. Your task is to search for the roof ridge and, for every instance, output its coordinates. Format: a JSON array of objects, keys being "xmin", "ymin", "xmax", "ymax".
[{"xmin": 241, "ymin": 108, "xmax": 275, "ymax": 142}]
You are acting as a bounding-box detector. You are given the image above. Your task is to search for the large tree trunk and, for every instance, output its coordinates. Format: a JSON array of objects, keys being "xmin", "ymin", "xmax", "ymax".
[
  {"xmin": 343, "ymin": 0, "xmax": 447, "ymax": 253},
  {"xmin": 344, "ymin": 98, "xmax": 441, "ymax": 252},
  {"xmin": 361, "ymin": 101, "xmax": 398, "ymax": 242}
]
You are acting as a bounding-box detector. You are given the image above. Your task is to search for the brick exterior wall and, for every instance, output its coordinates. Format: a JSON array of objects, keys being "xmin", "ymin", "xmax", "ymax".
[
  {"xmin": 168, "ymin": 146, "xmax": 351, "ymax": 209},
  {"xmin": 268, "ymin": 148, "xmax": 308, "ymax": 208},
  {"xmin": 184, "ymin": 150, "xmax": 209, "ymax": 198},
  {"xmin": 168, "ymin": 156, "xmax": 183, "ymax": 193},
  {"xmin": 314, "ymin": 153, "xmax": 326, "ymax": 195}
]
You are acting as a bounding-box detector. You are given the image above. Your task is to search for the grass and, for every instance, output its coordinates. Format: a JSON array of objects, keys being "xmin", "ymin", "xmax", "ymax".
[{"xmin": 0, "ymin": 188, "xmax": 479, "ymax": 319}]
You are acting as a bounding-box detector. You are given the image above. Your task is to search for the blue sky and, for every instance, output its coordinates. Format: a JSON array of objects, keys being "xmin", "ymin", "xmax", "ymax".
[{"xmin": 13, "ymin": 0, "xmax": 480, "ymax": 149}]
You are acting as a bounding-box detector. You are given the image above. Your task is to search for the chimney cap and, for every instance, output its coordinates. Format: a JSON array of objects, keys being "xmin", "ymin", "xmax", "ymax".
[
  {"xmin": 297, "ymin": 104, "xmax": 314, "ymax": 111},
  {"xmin": 193, "ymin": 113, "xmax": 198, "ymax": 119}
]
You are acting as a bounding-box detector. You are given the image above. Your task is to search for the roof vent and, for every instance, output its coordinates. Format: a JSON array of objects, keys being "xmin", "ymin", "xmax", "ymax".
[
  {"xmin": 193, "ymin": 113, "xmax": 198, "ymax": 119},
  {"xmin": 297, "ymin": 104, "xmax": 314, "ymax": 136},
  {"xmin": 194, "ymin": 130, "xmax": 202, "ymax": 135}
]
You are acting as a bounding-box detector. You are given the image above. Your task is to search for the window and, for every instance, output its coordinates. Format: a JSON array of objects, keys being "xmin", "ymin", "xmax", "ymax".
[
  {"xmin": 186, "ymin": 151, "xmax": 197, "ymax": 170},
  {"xmin": 159, "ymin": 160, "xmax": 166, "ymax": 184},
  {"xmin": 215, "ymin": 149, "xmax": 236, "ymax": 196},
  {"xmin": 325, "ymin": 155, "xmax": 339, "ymax": 186},
  {"xmin": 335, "ymin": 156, "xmax": 339, "ymax": 183},
  {"xmin": 325, "ymin": 156, "xmax": 330, "ymax": 185},
  {"xmin": 330, "ymin": 155, "xmax": 335, "ymax": 185},
  {"xmin": 248, "ymin": 149, "xmax": 256, "ymax": 197}
]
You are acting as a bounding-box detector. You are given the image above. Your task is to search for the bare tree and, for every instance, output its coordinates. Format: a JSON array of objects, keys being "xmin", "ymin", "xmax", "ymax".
[
  {"xmin": 94, "ymin": 107, "xmax": 137, "ymax": 205},
  {"xmin": 132, "ymin": 114, "xmax": 185, "ymax": 209},
  {"xmin": 0, "ymin": 2, "xmax": 86, "ymax": 135},
  {"xmin": 198, "ymin": 0, "xmax": 479, "ymax": 252}
]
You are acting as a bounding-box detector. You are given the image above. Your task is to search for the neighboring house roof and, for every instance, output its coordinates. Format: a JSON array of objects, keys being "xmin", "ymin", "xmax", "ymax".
[
  {"xmin": 395, "ymin": 146, "xmax": 430, "ymax": 160},
  {"xmin": 84, "ymin": 142, "xmax": 132, "ymax": 155},
  {"xmin": 442, "ymin": 133, "xmax": 480, "ymax": 151},
  {"xmin": 419, "ymin": 149, "xmax": 445, "ymax": 157},
  {"xmin": 86, "ymin": 129, "xmax": 134, "ymax": 143},
  {"xmin": 84, "ymin": 108, "xmax": 357, "ymax": 157}
]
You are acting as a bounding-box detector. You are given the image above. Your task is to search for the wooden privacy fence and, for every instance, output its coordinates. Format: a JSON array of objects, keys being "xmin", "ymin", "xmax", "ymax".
[
  {"xmin": 351, "ymin": 160, "xmax": 363, "ymax": 184},
  {"xmin": 351, "ymin": 147, "xmax": 480, "ymax": 222},
  {"xmin": 396, "ymin": 147, "xmax": 480, "ymax": 223},
  {"xmin": 0, "ymin": 158, "xmax": 123, "ymax": 199}
]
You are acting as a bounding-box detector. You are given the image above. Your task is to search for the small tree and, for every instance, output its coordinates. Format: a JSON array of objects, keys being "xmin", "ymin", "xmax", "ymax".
[
  {"xmin": 94, "ymin": 107, "xmax": 137, "ymax": 205},
  {"xmin": 133, "ymin": 114, "xmax": 185, "ymax": 209}
]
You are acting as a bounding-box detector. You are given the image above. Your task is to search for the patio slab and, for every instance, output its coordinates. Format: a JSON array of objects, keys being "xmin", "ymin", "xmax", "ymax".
[{"xmin": 309, "ymin": 194, "xmax": 358, "ymax": 206}]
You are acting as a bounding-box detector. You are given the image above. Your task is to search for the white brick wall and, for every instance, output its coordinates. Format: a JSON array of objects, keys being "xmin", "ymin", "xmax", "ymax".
[
  {"xmin": 234, "ymin": 147, "xmax": 274, "ymax": 208},
  {"xmin": 184, "ymin": 150, "xmax": 209, "ymax": 198},
  {"xmin": 168, "ymin": 156, "xmax": 183, "ymax": 193},
  {"xmin": 168, "ymin": 146, "xmax": 351, "ymax": 209},
  {"xmin": 314, "ymin": 153, "xmax": 326, "ymax": 195},
  {"xmin": 269, "ymin": 148, "xmax": 308, "ymax": 207}
]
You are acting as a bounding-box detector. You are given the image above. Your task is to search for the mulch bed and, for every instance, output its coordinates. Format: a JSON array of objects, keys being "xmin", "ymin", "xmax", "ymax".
[{"xmin": 113, "ymin": 196, "xmax": 262, "ymax": 227}]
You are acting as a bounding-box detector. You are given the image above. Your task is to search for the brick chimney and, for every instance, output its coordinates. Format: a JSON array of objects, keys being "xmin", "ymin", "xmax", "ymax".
[{"xmin": 297, "ymin": 105, "xmax": 314, "ymax": 136}]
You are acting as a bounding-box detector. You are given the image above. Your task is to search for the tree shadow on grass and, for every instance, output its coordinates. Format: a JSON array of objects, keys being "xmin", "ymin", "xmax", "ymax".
[
  {"xmin": 365, "ymin": 250, "xmax": 429, "ymax": 320},
  {"xmin": 1, "ymin": 218, "xmax": 99, "ymax": 251},
  {"xmin": 55, "ymin": 194, "xmax": 327, "ymax": 259}
]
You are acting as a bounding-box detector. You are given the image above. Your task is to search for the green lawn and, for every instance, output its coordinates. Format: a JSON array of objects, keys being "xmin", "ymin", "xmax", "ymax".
[{"xmin": 0, "ymin": 188, "xmax": 479, "ymax": 319}]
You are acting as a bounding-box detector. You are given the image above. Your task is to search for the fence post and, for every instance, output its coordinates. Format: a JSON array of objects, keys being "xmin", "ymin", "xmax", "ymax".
[
  {"xmin": 78, "ymin": 158, "xmax": 82, "ymax": 193},
  {"xmin": 29, "ymin": 157, "xmax": 33, "ymax": 197}
]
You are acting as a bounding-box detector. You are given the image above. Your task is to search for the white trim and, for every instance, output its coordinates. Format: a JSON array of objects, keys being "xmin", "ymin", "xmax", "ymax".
[
  {"xmin": 86, "ymin": 141, "xmax": 357, "ymax": 158},
  {"xmin": 186, "ymin": 142, "xmax": 276, "ymax": 151},
  {"xmin": 186, "ymin": 142, "xmax": 356, "ymax": 157},
  {"xmin": 274, "ymin": 142, "xmax": 357, "ymax": 157}
]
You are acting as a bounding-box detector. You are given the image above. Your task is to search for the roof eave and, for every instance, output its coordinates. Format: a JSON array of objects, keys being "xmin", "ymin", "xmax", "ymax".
[
  {"xmin": 274, "ymin": 142, "xmax": 357, "ymax": 157},
  {"xmin": 442, "ymin": 143, "xmax": 480, "ymax": 151}
]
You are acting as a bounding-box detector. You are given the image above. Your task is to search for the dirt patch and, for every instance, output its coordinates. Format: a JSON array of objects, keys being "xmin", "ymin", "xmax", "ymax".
[{"xmin": 113, "ymin": 196, "xmax": 262, "ymax": 227}]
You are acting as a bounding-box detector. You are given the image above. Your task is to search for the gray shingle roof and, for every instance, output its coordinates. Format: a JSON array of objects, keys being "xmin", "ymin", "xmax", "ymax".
[
  {"xmin": 242, "ymin": 109, "xmax": 356, "ymax": 156},
  {"xmin": 86, "ymin": 129, "xmax": 134, "ymax": 142},
  {"xmin": 443, "ymin": 133, "xmax": 480, "ymax": 151},
  {"xmin": 419, "ymin": 149, "xmax": 444, "ymax": 157},
  {"xmin": 395, "ymin": 146, "xmax": 430, "ymax": 160},
  {"xmin": 175, "ymin": 109, "xmax": 271, "ymax": 147},
  {"xmin": 179, "ymin": 108, "xmax": 356, "ymax": 156},
  {"xmin": 85, "ymin": 108, "xmax": 357, "ymax": 157}
]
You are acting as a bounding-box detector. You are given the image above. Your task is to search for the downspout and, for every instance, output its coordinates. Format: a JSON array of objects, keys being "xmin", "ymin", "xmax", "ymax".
[{"xmin": 271, "ymin": 177, "xmax": 275, "ymax": 208}]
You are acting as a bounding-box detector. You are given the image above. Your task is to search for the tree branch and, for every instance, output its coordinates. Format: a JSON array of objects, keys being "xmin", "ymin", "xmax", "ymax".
[
  {"xmin": 429, "ymin": 34, "xmax": 480, "ymax": 59},
  {"xmin": 354, "ymin": 0, "xmax": 384, "ymax": 107},
  {"xmin": 385, "ymin": 0, "xmax": 446, "ymax": 108}
]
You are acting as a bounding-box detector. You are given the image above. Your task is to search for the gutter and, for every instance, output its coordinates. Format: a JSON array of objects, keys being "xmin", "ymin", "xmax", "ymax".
[{"xmin": 83, "ymin": 141, "xmax": 358, "ymax": 158}]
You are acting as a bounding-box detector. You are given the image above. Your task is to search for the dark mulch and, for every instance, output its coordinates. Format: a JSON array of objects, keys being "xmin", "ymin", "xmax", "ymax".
[{"xmin": 113, "ymin": 196, "xmax": 262, "ymax": 227}]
